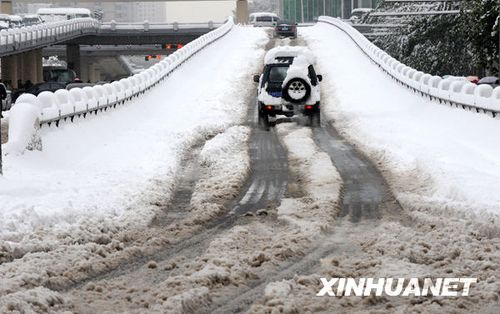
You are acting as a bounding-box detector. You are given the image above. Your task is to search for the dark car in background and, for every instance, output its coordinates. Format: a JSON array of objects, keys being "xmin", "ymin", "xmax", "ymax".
[
  {"xmin": 274, "ymin": 20, "xmax": 297, "ymax": 38},
  {"xmin": 12, "ymin": 82, "xmax": 66, "ymax": 102},
  {"xmin": 477, "ymin": 76, "xmax": 499, "ymax": 88}
]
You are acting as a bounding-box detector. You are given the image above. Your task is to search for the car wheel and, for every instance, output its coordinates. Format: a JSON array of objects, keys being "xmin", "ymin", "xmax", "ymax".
[{"xmin": 282, "ymin": 78, "xmax": 311, "ymax": 104}]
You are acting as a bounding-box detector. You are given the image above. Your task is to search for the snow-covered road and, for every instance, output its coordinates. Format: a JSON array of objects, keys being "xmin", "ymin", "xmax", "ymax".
[
  {"xmin": 302, "ymin": 23, "xmax": 500, "ymax": 219},
  {"xmin": 1, "ymin": 22, "xmax": 500, "ymax": 314}
]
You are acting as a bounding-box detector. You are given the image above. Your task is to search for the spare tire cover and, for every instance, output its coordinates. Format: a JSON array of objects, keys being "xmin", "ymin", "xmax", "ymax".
[{"xmin": 282, "ymin": 77, "xmax": 311, "ymax": 103}]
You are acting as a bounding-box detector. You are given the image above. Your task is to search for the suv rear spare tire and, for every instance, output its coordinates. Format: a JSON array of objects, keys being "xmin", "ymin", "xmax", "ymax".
[{"xmin": 282, "ymin": 77, "xmax": 311, "ymax": 103}]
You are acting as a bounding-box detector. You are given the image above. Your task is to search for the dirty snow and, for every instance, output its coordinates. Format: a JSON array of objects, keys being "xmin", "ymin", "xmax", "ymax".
[{"xmin": 55, "ymin": 119, "xmax": 343, "ymax": 313}]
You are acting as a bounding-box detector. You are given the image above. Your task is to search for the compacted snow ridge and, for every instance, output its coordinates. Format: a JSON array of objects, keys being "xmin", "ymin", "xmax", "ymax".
[
  {"xmin": 188, "ymin": 126, "xmax": 251, "ymax": 223},
  {"xmin": 0, "ymin": 26, "xmax": 268, "ymax": 312},
  {"xmin": 301, "ymin": 24, "xmax": 500, "ymax": 220},
  {"xmin": 275, "ymin": 124, "xmax": 342, "ymax": 238}
]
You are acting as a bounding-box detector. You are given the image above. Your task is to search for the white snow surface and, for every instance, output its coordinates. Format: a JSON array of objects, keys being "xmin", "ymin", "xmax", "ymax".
[
  {"xmin": 301, "ymin": 24, "xmax": 500, "ymax": 218},
  {"xmin": 0, "ymin": 26, "xmax": 268, "ymax": 242}
]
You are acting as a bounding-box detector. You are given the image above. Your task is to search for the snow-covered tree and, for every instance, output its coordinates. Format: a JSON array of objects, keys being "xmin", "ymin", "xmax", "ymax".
[
  {"xmin": 373, "ymin": 0, "xmax": 499, "ymax": 76},
  {"xmin": 460, "ymin": 0, "xmax": 499, "ymax": 75}
]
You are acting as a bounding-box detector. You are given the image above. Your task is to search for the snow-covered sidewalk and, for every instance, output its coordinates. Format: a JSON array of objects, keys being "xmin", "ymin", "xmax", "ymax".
[
  {"xmin": 0, "ymin": 26, "xmax": 267, "ymax": 245},
  {"xmin": 302, "ymin": 24, "xmax": 500, "ymax": 219}
]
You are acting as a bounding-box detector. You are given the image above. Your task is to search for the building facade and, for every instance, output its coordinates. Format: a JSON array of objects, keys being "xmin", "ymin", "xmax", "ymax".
[{"xmin": 281, "ymin": 0, "xmax": 378, "ymax": 22}]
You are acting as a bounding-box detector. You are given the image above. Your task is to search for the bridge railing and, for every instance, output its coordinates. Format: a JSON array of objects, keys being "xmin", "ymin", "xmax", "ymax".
[
  {"xmin": 0, "ymin": 18, "xmax": 99, "ymax": 55},
  {"xmin": 318, "ymin": 16, "xmax": 500, "ymax": 117},
  {"xmin": 4, "ymin": 17, "xmax": 235, "ymax": 154},
  {"xmin": 99, "ymin": 21, "xmax": 223, "ymax": 32}
]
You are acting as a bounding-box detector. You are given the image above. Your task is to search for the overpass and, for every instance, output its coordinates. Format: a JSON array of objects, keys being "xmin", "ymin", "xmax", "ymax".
[{"xmin": 0, "ymin": 19, "xmax": 222, "ymax": 87}]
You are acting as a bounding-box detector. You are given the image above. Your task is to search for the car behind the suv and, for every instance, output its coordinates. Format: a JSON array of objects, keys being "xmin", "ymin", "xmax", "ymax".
[
  {"xmin": 274, "ymin": 20, "xmax": 297, "ymax": 38},
  {"xmin": 253, "ymin": 46, "xmax": 322, "ymax": 127}
]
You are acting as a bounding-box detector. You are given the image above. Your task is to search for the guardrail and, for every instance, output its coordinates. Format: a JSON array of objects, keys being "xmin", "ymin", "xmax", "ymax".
[
  {"xmin": 318, "ymin": 16, "xmax": 500, "ymax": 117},
  {"xmin": 99, "ymin": 21, "xmax": 222, "ymax": 32},
  {"xmin": 4, "ymin": 17, "xmax": 234, "ymax": 154},
  {"xmin": 0, "ymin": 18, "xmax": 99, "ymax": 56}
]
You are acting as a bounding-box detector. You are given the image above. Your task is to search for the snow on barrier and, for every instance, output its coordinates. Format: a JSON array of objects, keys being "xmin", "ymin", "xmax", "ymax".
[
  {"xmin": 4, "ymin": 17, "xmax": 235, "ymax": 154},
  {"xmin": 0, "ymin": 18, "xmax": 98, "ymax": 55},
  {"xmin": 318, "ymin": 16, "xmax": 500, "ymax": 117}
]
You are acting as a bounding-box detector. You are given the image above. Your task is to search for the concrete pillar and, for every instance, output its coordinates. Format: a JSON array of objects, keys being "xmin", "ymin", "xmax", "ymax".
[
  {"xmin": 80, "ymin": 57, "xmax": 89, "ymax": 82},
  {"xmin": 88, "ymin": 63, "xmax": 97, "ymax": 83},
  {"xmin": 0, "ymin": 0, "xmax": 12, "ymax": 14},
  {"xmin": 236, "ymin": 0, "xmax": 249, "ymax": 24},
  {"xmin": 35, "ymin": 49, "xmax": 43, "ymax": 83},
  {"xmin": 1, "ymin": 54, "xmax": 19, "ymax": 89},
  {"xmin": 22, "ymin": 51, "xmax": 38, "ymax": 86},
  {"xmin": 66, "ymin": 44, "xmax": 81, "ymax": 78},
  {"xmin": 93, "ymin": 69, "xmax": 101, "ymax": 83}
]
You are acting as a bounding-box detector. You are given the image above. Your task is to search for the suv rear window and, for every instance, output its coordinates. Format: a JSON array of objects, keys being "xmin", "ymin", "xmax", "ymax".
[
  {"xmin": 256, "ymin": 16, "xmax": 273, "ymax": 22},
  {"xmin": 268, "ymin": 66, "xmax": 288, "ymax": 83}
]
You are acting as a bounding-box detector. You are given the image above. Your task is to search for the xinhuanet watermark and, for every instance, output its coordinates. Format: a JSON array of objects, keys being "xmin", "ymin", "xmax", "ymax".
[{"xmin": 317, "ymin": 278, "xmax": 477, "ymax": 297}]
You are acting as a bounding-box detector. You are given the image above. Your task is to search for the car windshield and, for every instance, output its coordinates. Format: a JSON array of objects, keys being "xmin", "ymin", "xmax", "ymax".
[
  {"xmin": 256, "ymin": 16, "xmax": 273, "ymax": 22},
  {"xmin": 268, "ymin": 66, "xmax": 288, "ymax": 83}
]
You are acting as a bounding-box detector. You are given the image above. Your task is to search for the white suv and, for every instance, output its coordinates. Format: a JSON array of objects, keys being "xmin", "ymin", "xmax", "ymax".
[
  {"xmin": 249, "ymin": 12, "xmax": 279, "ymax": 27},
  {"xmin": 253, "ymin": 46, "xmax": 322, "ymax": 127}
]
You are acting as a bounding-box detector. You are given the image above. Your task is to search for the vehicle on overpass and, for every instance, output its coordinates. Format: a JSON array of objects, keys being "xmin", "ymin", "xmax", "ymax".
[
  {"xmin": 274, "ymin": 20, "xmax": 297, "ymax": 38},
  {"xmin": 8, "ymin": 15, "xmax": 24, "ymax": 28},
  {"xmin": 43, "ymin": 66, "xmax": 77, "ymax": 85},
  {"xmin": 21, "ymin": 14, "xmax": 44, "ymax": 27},
  {"xmin": 0, "ymin": 14, "xmax": 11, "ymax": 29},
  {"xmin": 253, "ymin": 46, "xmax": 322, "ymax": 127},
  {"xmin": 37, "ymin": 8, "xmax": 92, "ymax": 22},
  {"xmin": 249, "ymin": 12, "xmax": 279, "ymax": 27}
]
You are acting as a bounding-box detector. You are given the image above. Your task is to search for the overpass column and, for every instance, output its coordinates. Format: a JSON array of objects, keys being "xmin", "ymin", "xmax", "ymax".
[
  {"xmin": 22, "ymin": 51, "xmax": 38, "ymax": 86},
  {"xmin": 236, "ymin": 0, "xmax": 249, "ymax": 24},
  {"xmin": 1, "ymin": 55, "xmax": 19, "ymax": 89},
  {"xmin": 80, "ymin": 57, "xmax": 89, "ymax": 83},
  {"xmin": 0, "ymin": 0, "xmax": 12, "ymax": 14},
  {"xmin": 88, "ymin": 63, "xmax": 98, "ymax": 83},
  {"xmin": 92, "ymin": 68, "xmax": 101, "ymax": 83},
  {"xmin": 35, "ymin": 49, "xmax": 43, "ymax": 83},
  {"xmin": 66, "ymin": 44, "xmax": 81, "ymax": 78}
]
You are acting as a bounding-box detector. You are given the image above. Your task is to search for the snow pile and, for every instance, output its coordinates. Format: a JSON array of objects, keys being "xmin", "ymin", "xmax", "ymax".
[
  {"xmin": 189, "ymin": 126, "xmax": 251, "ymax": 222},
  {"xmin": 276, "ymin": 124, "xmax": 342, "ymax": 236},
  {"xmin": 0, "ymin": 287, "xmax": 65, "ymax": 313},
  {"xmin": 301, "ymin": 23, "xmax": 500, "ymax": 218}
]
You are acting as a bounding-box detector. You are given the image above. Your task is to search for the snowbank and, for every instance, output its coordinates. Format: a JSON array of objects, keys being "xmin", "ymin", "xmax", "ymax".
[{"xmin": 301, "ymin": 24, "xmax": 500, "ymax": 218}]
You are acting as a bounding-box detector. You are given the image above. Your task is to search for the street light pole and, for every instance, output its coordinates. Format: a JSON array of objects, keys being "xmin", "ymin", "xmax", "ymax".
[{"xmin": 300, "ymin": 0, "xmax": 304, "ymax": 23}]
